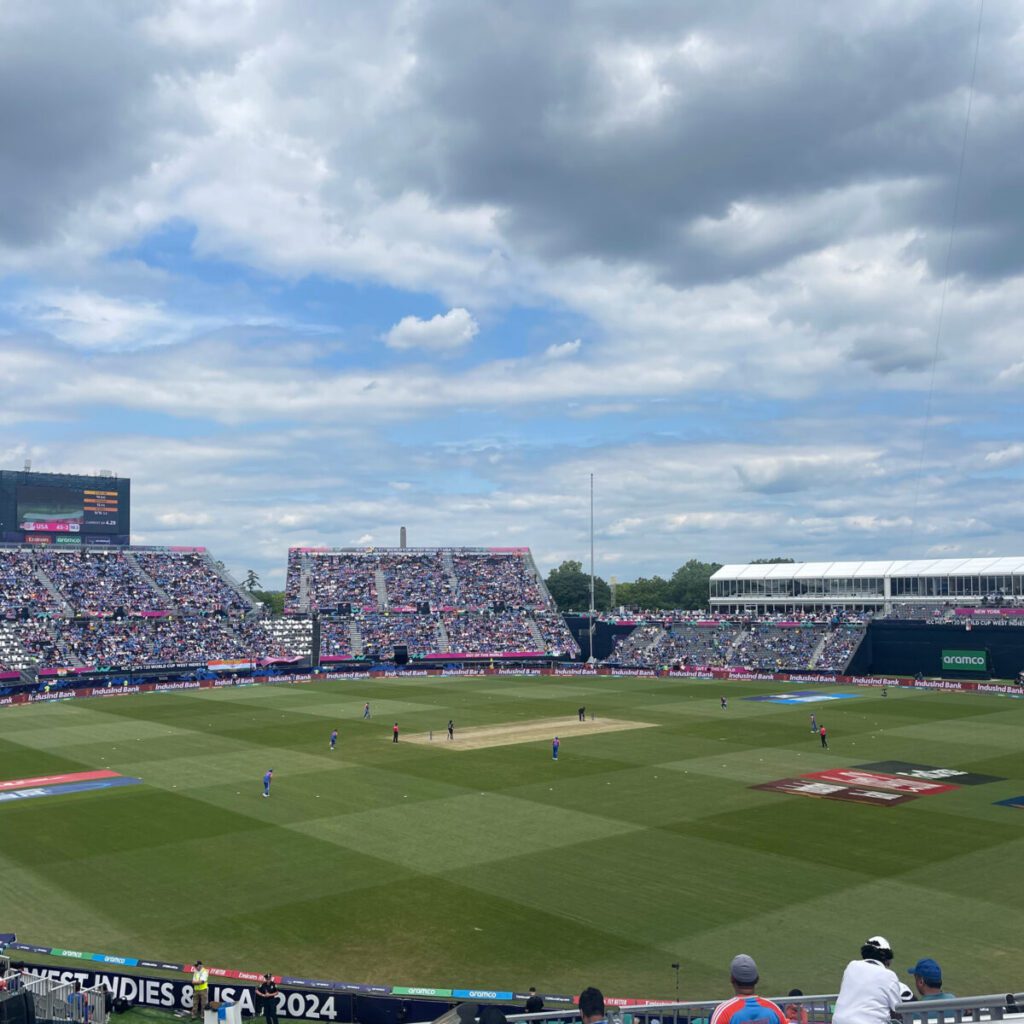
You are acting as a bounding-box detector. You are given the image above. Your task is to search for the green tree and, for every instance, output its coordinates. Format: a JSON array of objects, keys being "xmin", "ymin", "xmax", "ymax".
[
  {"xmin": 666, "ymin": 559, "xmax": 723, "ymax": 610},
  {"xmin": 252, "ymin": 590, "xmax": 285, "ymax": 616},
  {"xmin": 545, "ymin": 560, "xmax": 611, "ymax": 611},
  {"xmin": 243, "ymin": 569, "xmax": 261, "ymax": 592},
  {"xmin": 616, "ymin": 575, "xmax": 670, "ymax": 610},
  {"xmin": 750, "ymin": 557, "xmax": 795, "ymax": 564}
]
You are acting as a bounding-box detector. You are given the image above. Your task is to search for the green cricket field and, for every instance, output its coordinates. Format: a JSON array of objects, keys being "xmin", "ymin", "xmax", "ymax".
[{"xmin": 1, "ymin": 675, "xmax": 1022, "ymax": 1000}]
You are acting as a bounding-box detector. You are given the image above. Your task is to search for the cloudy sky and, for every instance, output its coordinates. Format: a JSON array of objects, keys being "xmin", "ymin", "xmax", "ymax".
[{"xmin": 2, "ymin": 0, "xmax": 1022, "ymax": 587}]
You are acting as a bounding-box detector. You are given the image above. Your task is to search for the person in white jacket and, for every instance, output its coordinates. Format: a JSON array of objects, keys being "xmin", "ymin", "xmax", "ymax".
[{"xmin": 833, "ymin": 936, "xmax": 903, "ymax": 1024}]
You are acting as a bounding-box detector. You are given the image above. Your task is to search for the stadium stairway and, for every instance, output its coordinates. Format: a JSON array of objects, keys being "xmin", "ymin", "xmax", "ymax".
[
  {"xmin": 124, "ymin": 551, "xmax": 173, "ymax": 608},
  {"xmin": 527, "ymin": 616, "xmax": 545, "ymax": 650},
  {"xmin": 297, "ymin": 552, "xmax": 311, "ymax": 613},
  {"xmin": 726, "ymin": 626, "xmax": 748, "ymax": 661},
  {"xmin": 808, "ymin": 630, "xmax": 831, "ymax": 669},
  {"xmin": 47, "ymin": 619, "xmax": 86, "ymax": 668},
  {"xmin": 442, "ymin": 549, "xmax": 460, "ymax": 601},
  {"xmin": 374, "ymin": 568, "xmax": 388, "ymax": 610},
  {"xmin": 33, "ymin": 566, "xmax": 73, "ymax": 615},
  {"xmin": 436, "ymin": 616, "xmax": 451, "ymax": 653},
  {"xmin": 347, "ymin": 619, "xmax": 362, "ymax": 656},
  {"xmin": 527, "ymin": 549, "xmax": 556, "ymax": 605}
]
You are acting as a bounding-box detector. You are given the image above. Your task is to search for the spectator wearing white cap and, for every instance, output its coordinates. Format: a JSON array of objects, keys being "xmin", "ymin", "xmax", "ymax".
[
  {"xmin": 833, "ymin": 937, "xmax": 903, "ymax": 1024},
  {"xmin": 709, "ymin": 954, "xmax": 786, "ymax": 1024}
]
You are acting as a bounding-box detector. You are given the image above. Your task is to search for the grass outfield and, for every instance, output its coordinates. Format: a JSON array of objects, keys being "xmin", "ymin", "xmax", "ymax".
[{"xmin": 1, "ymin": 675, "xmax": 1023, "ymax": 1000}]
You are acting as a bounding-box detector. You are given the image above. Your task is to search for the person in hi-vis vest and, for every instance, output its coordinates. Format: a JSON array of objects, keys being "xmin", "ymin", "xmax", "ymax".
[{"xmin": 192, "ymin": 961, "xmax": 209, "ymax": 1018}]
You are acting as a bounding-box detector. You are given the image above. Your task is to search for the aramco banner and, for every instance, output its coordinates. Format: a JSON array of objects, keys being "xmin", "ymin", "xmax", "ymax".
[{"xmin": 941, "ymin": 649, "xmax": 988, "ymax": 673}]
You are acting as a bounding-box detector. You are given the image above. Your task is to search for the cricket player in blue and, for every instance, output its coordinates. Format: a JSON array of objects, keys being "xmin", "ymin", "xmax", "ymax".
[
  {"xmin": 330, "ymin": 728, "xmax": 338, "ymax": 751},
  {"xmin": 262, "ymin": 769, "xmax": 273, "ymax": 797},
  {"xmin": 552, "ymin": 736, "xmax": 559, "ymax": 760},
  {"xmin": 363, "ymin": 702, "xmax": 371, "ymax": 719}
]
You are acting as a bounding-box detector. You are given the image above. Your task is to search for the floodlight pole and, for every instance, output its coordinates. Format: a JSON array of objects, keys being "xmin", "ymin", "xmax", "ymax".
[{"xmin": 589, "ymin": 473, "xmax": 595, "ymax": 663}]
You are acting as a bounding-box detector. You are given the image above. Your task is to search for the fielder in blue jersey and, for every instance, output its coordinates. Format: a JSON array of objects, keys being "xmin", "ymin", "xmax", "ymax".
[
  {"xmin": 262, "ymin": 769, "xmax": 273, "ymax": 797},
  {"xmin": 330, "ymin": 728, "xmax": 338, "ymax": 750},
  {"xmin": 552, "ymin": 736, "xmax": 559, "ymax": 761}
]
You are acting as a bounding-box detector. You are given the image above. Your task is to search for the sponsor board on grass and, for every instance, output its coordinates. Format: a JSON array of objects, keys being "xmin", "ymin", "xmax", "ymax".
[
  {"xmin": 751, "ymin": 777, "xmax": 916, "ymax": 805},
  {"xmin": 744, "ymin": 690, "xmax": 860, "ymax": 704},
  {"xmin": 802, "ymin": 769, "xmax": 959, "ymax": 795},
  {"xmin": 853, "ymin": 761, "xmax": 1005, "ymax": 786},
  {"xmin": 0, "ymin": 769, "xmax": 121, "ymax": 791},
  {"xmin": 994, "ymin": 796, "xmax": 1024, "ymax": 809},
  {"xmin": 0, "ymin": 776, "xmax": 142, "ymax": 803}
]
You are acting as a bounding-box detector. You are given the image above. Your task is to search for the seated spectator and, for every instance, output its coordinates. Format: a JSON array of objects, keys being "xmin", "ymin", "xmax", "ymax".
[
  {"xmin": 710, "ymin": 955, "xmax": 786, "ymax": 1024},
  {"xmin": 907, "ymin": 959, "xmax": 954, "ymax": 1001},
  {"xmin": 833, "ymin": 936, "xmax": 902, "ymax": 1024}
]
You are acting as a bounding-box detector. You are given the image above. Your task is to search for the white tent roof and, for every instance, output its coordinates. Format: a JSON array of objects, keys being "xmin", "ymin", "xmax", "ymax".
[{"xmin": 711, "ymin": 558, "xmax": 1024, "ymax": 581}]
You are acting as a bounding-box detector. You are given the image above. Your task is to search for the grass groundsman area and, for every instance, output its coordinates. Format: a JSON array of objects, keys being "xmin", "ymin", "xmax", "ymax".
[{"xmin": 1, "ymin": 675, "xmax": 1023, "ymax": 999}]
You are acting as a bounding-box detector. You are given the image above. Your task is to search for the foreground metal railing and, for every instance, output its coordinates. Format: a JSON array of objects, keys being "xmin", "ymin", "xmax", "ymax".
[
  {"xmin": 412, "ymin": 991, "xmax": 1024, "ymax": 1024},
  {"xmin": 9, "ymin": 971, "xmax": 109, "ymax": 1024}
]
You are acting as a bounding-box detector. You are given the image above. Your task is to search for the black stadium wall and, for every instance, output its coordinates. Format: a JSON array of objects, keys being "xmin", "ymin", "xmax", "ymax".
[
  {"xmin": 848, "ymin": 621, "xmax": 1024, "ymax": 680},
  {"xmin": 563, "ymin": 616, "xmax": 633, "ymax": 661}
]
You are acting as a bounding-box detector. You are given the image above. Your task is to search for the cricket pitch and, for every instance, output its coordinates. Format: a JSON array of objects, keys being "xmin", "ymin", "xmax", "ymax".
[{"xmin": 403, "ymin": 716, "xmax": 656, "ymax": 750}]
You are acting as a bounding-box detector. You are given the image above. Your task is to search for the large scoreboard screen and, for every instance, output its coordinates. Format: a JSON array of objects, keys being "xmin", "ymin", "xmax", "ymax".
[{"xmin": 0, "ymin": 471, "xmax": 130, "ymax": 546}]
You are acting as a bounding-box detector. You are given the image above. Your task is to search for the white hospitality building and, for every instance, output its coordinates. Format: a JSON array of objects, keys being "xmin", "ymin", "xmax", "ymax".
[{"xmin": 709, "ymin": 557, "xmax": 1024, "ymax": 614}]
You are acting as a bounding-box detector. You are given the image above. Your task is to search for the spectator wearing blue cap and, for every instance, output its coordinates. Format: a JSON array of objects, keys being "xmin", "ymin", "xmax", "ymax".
[{"xmin": 908, "ymin": 959, "xmax": 954, "ymax": 1001}]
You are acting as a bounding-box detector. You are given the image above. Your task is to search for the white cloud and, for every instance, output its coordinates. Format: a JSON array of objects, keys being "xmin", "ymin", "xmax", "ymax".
[
  {"xmin": 985, "ymin": 443, "xmax": 1024, "ymax": 467},
  {"xmin": 23, "ymin": 290, "xmax": 179, "ymax": 349},
  {"xmin": 544, "ymin": 338, "xmax": 582, "ymax": 359},
  {"xmin": 383, "ymin": 308, "xmax": 479, "ymax": 351}
]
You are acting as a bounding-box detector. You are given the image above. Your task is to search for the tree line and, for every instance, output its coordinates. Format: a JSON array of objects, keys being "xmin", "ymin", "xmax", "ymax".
[{"xmin": 543, "ymin": 557, "xmax": 794, "ymax": 612}]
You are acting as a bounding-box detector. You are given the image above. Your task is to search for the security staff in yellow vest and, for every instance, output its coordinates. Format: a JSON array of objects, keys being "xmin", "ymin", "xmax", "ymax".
[{"xmin": 192, "ymin": 960, "xmax": 210, "ymax": 1018}]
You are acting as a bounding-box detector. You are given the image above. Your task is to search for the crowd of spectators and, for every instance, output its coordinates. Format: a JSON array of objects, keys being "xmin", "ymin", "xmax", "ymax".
[
  {"xmin": 133, "ymin": 551, "xmax": 251, "ymax": 615},
  {"xmin": 727, "ymin": 624, "xmax": 827, "ymax": 671},
  {"xmin": 0, "ymin": 548, "xmax": 64, "ymax": 616},
  {"xmin": 450, "ymin": 553, "xmax": 546, "ymax": 608},
  {"xmin": 379, "ymin": 553, "xmax": 455, "ymax": 607},
  {"xmin": 317, "ymin": 606, "xmax": 579, "ymax": 660},
  {"xmin": 292, "ymin": 548, "xmax": 551, "ymax": 614},
  {"xmin": 13, "ymin": 616, "xmax": 307, "ymax": 671},
  {"xmin": 532, "ymin": 611, "xmax": 581, "ymax": 657},
  {"xmin": 35, "ymin": 549, "xmax": 166, "ymax": 615},
  {"xmin": 668, "ymin": 623, "xmax": 743, "ymax": 666},
  {"xmin": 606, "ymin": 624, "xmax": 669, "ymax": 667},
  {"xmin": 357, "ymin": 612, "xmax": 444, "ymax": 657},
  {"xmin": 303, "ymin": 553, "xmax": 378, "ymax": 611},
  {"xmin": 815, "ymin": 626, "xmax": 866, "ymax": 671},
  {"xmin": 319, "ymin": 618, "xmax": 355, "ymax": 659},
  {"xmin": 604, "ymin": 617, "xmax": 872, "ymax": 672},
  {"xmin": 884, "ymin": 600, "xmax": 1024, "ymax": 625},
  {"xmin": 442, "ymin": 610, "xmax": 541, "ymax": 654}
]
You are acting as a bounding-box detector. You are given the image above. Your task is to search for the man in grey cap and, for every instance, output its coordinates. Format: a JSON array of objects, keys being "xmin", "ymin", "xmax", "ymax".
[
  {"xmin": 833, "ymin": 936, "xmax": 903, "ymax": 1024},
  {"xmin": 709, "ymin": 954, "xmax": 786, "ymax": 1024}
]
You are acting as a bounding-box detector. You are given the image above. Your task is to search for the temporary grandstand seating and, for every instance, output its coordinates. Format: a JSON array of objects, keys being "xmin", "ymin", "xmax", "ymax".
[
  {"xmin": 813, "ymin": 625, "xmax": 866, "ymax": 670},
  {"xmin": 728, "ymin": 623, "xmax": 827, "ymax": 671},
  {"xmin": 603, "ymin": 614, "xmax": 869, "ymax": 672},
  {"xmin": 289, "ymin": 547, "xmax": 552, "ymax": 613},
  {"xmin": 0, "ymin": 545, "xmax": 265, "ymax": 673},
  {"xmin": 293, "ymin": 547, "xmax": 580, "ymax": 661}
]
